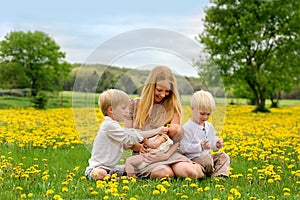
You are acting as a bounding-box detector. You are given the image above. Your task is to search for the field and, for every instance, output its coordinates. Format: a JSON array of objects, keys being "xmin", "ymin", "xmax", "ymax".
[{"xmin": 0, "ymin": 95, "xmax": 299, "ymax": 199}]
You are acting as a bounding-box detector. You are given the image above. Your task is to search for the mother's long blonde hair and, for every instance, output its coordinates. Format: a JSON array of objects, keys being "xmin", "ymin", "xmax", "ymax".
[{"xmin": 134, "ymin": 65, "xmax": 182, "ymax": 129}]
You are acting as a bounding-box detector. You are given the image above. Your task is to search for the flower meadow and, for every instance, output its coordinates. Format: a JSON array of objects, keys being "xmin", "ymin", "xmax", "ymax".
[{"xmin": 0, "ymin": 105, "xmax": 299, "ymax": 199}]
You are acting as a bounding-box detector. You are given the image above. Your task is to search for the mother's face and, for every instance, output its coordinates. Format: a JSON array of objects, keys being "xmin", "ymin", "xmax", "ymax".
[{"xmin": 154, "ymin": 80, "xmax": 171, "ymax": 103}]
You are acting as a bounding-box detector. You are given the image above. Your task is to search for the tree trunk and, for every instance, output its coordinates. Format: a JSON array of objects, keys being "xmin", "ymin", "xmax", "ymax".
[
  {"xmin": 255, "ymin": 88, "xmax": 269, "ymax": 112},
  {"xmin": 31, "ymin": 78, "xmax": 38, "ymax": 97}
]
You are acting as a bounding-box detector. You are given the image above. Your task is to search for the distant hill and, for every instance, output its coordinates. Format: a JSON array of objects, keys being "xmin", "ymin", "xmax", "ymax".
[{"xmin": 65, "ymin": 64, "xmax": 224, "ymax": 96}]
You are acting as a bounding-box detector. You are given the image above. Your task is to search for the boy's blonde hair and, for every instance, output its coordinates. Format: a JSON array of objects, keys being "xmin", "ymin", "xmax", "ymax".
[
  {"xmin": 98, "ymin": 89, "xmax": 130, "ymax": 116},
  {"xmin": 191, "ymin": 90, "xmax": 216, "ymax": 112},
  {"xmin": 134, "ymin": 65, "xmax": 182, "ymax": 128}
]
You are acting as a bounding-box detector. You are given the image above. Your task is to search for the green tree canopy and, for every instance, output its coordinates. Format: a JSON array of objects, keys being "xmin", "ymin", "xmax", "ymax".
[
  {"xmin": 0, "ymin": 30, "xmax": 71, "ymax": 97},
  {"xmin": 199, "ymin": 0, "xmax": 300, "ymax": 111}
]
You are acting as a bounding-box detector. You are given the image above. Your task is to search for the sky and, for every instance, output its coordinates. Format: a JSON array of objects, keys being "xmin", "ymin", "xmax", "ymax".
[{"xmin": 0, "ymin": 0, "xmax": 210, "ymax": 77}]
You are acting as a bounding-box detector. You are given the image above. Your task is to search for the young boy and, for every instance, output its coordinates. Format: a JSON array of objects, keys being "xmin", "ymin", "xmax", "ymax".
[
  {"xmin": 180, "ymin": 90, "xmax": 230, "ymax": 177},
  {"xmin": 85, "ymin": 89, "xmax": 167, "ymax": 180}
]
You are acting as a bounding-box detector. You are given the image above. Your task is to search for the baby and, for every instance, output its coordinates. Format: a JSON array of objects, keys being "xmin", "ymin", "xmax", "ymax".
[{"xmin": 125, "ymin": 124, "xmax": 180, "ymax": 177}]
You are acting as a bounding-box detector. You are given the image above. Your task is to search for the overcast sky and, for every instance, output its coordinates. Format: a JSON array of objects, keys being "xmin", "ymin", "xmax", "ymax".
[{"xmin": 0, "ymin": 0, "xmax": 210, "ymax": 77}]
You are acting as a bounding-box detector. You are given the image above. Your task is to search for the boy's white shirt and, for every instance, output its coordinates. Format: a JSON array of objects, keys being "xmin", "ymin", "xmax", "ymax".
[
  {"xmin": 180, "ymin": 119, "xmax": 219, "ymax": 159},
  {"xmin": 88, "ymin": 116, "xmax": 144, "ymax": 169}
]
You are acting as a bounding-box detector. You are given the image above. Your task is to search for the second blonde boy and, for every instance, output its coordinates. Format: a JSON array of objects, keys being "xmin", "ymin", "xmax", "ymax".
[{"xmin": 180, "ymin": 90, "xmax": 230, "ymax": 177}]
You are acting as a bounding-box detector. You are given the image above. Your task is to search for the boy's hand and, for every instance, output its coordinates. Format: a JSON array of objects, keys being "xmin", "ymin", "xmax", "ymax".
[
  {"xmin": 216, "ymin": 138, "xmax": 223, "ymax": 149},
  {"xmin": 200, "ymin": 140, "xmax": 211, "ymax": 150}
]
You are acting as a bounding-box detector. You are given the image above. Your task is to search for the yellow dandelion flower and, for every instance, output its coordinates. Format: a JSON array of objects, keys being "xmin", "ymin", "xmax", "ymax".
[
  {"xmin": 162, "ymin": 180, "xmax": 170, "ymax": 187},
  {"xmin": 111, "ymin": 173, "xmax": 117, "ymax": 179},
  {"xmin": 181, "ymin": 195, "xmax": 188, "ymax": 199},
  {"xmin": 160, "ymin": 187, "xmax": 168, "ymax": 194},
  {"xmin": 96, "ymin": 181, "xmax": 105, "ymax": 188},
  {"xmin": 62, "ymin": 187, "xmax": 68, "ymax": 192},
  {"xmin": 130, "ymin": 177, "xmax": 137, "ymax": 182},
  {"xmin": 123, "ymin": 179, "xmax": 129, "ymax": 184},
  {"xmin": 190, "ymin": 183, "xmax": 198, "ymax": 188},
  {"xmin": 185, "ymin": 177, "xmax": 192, "ymax": 182},
  {"xmin": 53, "ymin": 194, "xmax": 63, "ymax": 200},
  {"xmin": 283, "ymin": 188, "xmax": 290, "ymax": 192},
  {"xmin": 123, "ymin": 186, "xmax": 129, "ymax": 190},
  {"xmin": 105, "ymin": 189, "xmax": 112, "ymax": 194},
  {"xmin": 91, "ymin": 191, "xmax": 98, "ymax": 195},
  {"xmin": 16, "ymin": 186, "xmax": 23, "ymax": 191},
  {"xmin": 283, "ymin": 192, "xmax": 290, "ymax": 196},
  {"xmin": 204, "ymin": 186, "xmax": 210, "ymax": 191},
  {"xmin": 45, "ymin": 189, "xmax": 54, "ymax": 196},
  {"xmin": 267, "ymin": 179, "xmax": 274, "ymax": 183},
  {"xmin": 152, "ymin": 190, "xmax": 160, "ymax": 195},
  {"xmin": 288, "ymin": 164, "xmax": 294, "ymax": 169},
  {"xmin": 267, "ymin": 196, "xmax": 275, "ymax": 199},
  {"xmin": 103, "ymin": 196, "xmax": 109, "ymax": 200},
  {"xmin": 62, "ymin": 181, "xmax": 68, "ymax": 185},
  {"xmin": 227, "ymin": 195, "xmax": 234, "ymax": 200},
  {"xmin": 27, "ymin": 193, "xmax": 33, "ymax": 198},
  {"xmin": 129, "ymin": 198, "xmax": 137, "ymax": 200},
  {"xmin": 274, "ymin": 175, "xmax": 281, "ymax": 181},
  {"xmin": 156, "ymin": 184, "xmax": 164, "ymax": 190},
  {"xmin": 81, "ymin": 176, "xmax": 87, "ymax": 180},
  {"xmin": 73, "ymin": 166, "xmax": 80, "ymax": 171}
]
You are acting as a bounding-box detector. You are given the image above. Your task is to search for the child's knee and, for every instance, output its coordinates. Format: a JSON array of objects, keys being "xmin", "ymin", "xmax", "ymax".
[{"xmin": 218, "ymin": 152, "xmax": 230, "ymax": 162}]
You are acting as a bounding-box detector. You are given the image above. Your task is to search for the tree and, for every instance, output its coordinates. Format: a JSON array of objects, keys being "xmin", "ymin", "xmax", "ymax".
[
  {"xmin": 96, "ymin": 70, "xmax": 122, "ymax": 93},
  {"xmin": 199, "ymin": 0, "xmax": 300, "ymax": 111},
  {"xmin": 0, "ymin": 31, "xmax": 71, "ymax": 98}
]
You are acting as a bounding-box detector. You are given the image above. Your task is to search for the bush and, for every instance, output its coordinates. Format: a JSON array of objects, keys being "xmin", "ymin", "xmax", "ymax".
[{"xmin": 31, "ymin": 91, "xmax": 49, "ymax": 109}]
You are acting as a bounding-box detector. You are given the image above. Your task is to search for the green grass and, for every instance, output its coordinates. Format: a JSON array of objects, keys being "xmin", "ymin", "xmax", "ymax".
[{"xmin": 1, "ymin": 143, "xmax": 299, "ymax": 199}]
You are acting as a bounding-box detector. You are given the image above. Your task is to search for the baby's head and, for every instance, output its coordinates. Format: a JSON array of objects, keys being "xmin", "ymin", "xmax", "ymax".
[
  {"xmin": 167, "ymin": 124, "xmax": 183, "ymax": 138},
  {"xmin": 98, "ymin": 89, "xmax": 130, "ymax": 116}
]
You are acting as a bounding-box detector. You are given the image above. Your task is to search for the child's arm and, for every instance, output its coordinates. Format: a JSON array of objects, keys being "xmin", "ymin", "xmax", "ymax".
[
  {"xmin": 138, "ymin": 126, "xmax": 168, "ymax": 139},
  {"xmin": 143, "ymin": 134, "xmax": 168, "ymax": 149}
]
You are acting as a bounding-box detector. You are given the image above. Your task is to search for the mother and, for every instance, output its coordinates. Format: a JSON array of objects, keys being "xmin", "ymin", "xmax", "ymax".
[{"xmin": 124, "ymin": 65, "xmax": 204, "ymax": 179}]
